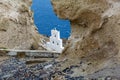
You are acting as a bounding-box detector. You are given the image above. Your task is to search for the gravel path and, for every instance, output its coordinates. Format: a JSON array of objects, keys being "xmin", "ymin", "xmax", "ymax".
[{"xmin": 0, "ymin": 57, "xmax": 85, "ymax": 80}]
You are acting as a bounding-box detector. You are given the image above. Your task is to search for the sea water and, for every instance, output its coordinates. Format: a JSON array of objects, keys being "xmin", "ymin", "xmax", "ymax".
[{"xmin": 31, "ymin": 0, "xmax": 71, "ymax": 38}]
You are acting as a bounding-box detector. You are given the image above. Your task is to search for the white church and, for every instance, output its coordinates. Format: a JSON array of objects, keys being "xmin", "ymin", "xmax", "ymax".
[{"xmin": 46, "ymin": 29, "xmax": 64, "ymax": 53}]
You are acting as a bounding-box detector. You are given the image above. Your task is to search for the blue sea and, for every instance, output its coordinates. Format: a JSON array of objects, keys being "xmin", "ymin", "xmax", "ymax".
[{"xmin": 31, "ymin": 0, "xmax": 71, "ymax": 38}]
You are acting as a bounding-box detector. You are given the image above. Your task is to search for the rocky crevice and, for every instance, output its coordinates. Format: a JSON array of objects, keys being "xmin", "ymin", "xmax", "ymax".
[
  {"xmin": 0, "ymin": 0, "xmax": 45, "ymax": 50},
  {"xmin": 51, "ymin": 0, "xmax": 120, "ymax": 77}
]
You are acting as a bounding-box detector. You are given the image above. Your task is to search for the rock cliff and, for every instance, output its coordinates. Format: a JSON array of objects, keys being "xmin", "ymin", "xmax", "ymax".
[
  {"xmin": 0, "ymin": 0, "xmax": 44, "ymax": 50},
  {"xmin": 51, "ymin": 0, "xmax": 120, "ymax": 78}
]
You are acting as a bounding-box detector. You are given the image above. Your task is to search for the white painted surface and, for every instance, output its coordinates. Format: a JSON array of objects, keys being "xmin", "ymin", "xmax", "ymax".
[{"xmin": 46, "ymin": 29, "xmax": 64, "ymax": 53}]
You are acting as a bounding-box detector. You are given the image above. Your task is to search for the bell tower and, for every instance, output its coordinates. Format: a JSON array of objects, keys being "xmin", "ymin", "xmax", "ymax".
[{"xmin": 46, "ymin": 28, "xmax": 64, "ymax": 53}]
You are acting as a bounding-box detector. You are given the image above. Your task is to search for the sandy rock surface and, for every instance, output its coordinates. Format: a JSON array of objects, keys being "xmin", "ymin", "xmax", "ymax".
[
  {"xmin": 0, "ymin": 0, "xmax": 45, "ymax": 50},
  {"xmin": 51, "ymin": 0, "xmax": 120, "ymax": 78}
]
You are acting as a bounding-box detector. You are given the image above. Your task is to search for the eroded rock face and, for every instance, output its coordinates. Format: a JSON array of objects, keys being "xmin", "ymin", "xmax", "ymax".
[
  {"xmin": 0, "ymin": 0, "xmax": 44, "ymax": 50},
  {"xmin": 51, "ymin": 0, "xmax": 120, "ymax": 77}
]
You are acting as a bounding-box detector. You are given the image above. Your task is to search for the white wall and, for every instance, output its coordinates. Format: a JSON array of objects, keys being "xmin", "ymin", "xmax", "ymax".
[{"xmin": 46, "ymin": 29, "xmax": 64, "ymax": 53}]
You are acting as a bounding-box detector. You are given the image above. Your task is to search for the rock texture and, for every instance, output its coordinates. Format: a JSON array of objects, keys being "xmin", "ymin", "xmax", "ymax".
[
  {"xmin": 0, "ymin": 0, "xmax": 44, "ymax": 50},
  {"xmin": 51, "ymin": 0, "xmax": 120, "ymax": 78}
]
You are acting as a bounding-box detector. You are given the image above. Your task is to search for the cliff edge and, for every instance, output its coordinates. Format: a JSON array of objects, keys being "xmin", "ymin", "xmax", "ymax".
[
  {"xmin": 0, "ymin": 0, "xmax": 44, "ymax": 50},
  {"xmin": 51, "ymin": 0, "xmax": 120, "ymax": 78}
]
